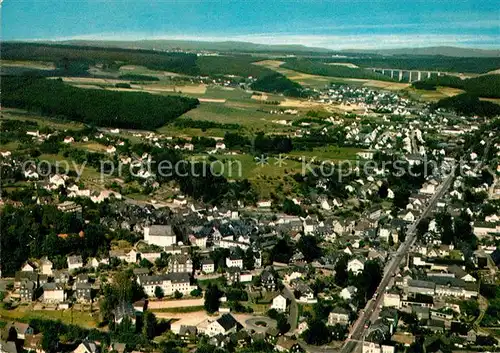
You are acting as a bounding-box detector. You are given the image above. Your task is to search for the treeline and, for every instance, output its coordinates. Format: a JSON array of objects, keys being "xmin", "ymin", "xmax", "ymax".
[
  {"xmin": 1, "ymin": 76, "xmax": 199, "ymax": 129},
  {"xmin": 433, "ymin": 94, "xmax": 500, "ymax": 117},
  {"xmin": 282, "ymin": 59, "xmax": 395, "ymax": 81},
  {"xmin": 2, "ymin": 42, "xmax": 200, "ymax": 75},
  {"xmin": 119, "ymin": 74, "xmax": 160, "ymax": 81},
  {"xmin": 250, "ymin": 73, "xmax": 306, "ymax": 97},
  {"xmin": 173, "ymin": 118, "xmax": 240, "ymax": 130},
  {"xmin": 2, "ymin": 42, "xmax": 274, "ymax": 78},
  {"xmin": 322, "ymin": 56, "xmax": 500, "ymax": 74},
  {"xmin": 413, "ymin": 74, "xmax": 500, "ymax": 98}
]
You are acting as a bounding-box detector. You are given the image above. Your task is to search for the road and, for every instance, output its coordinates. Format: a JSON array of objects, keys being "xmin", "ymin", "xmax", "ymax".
[
  {"xmin": 340, "ymin": 163, "xmax": 456, "ymax": 353},
  {"xmin": 283, "ymin": 283, "xmax": 299, "ymax": 332}
]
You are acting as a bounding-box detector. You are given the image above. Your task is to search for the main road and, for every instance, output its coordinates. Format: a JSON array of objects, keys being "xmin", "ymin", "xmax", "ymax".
[{"xmin": 340, "ymin": 164, "xmax": 456, "ymax": 353}]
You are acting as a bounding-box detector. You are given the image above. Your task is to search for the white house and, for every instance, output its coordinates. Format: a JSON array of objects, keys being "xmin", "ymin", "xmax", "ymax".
[
  {"xmin": 257, "ymin": 200, "xmax": 272, "ymax": 208},
  {"xmin": 202, "ymin": 259, "xmax": 215, "ymax": 274},
  {"xmin": 363, "ymin": 342, "xmax": 395, "ymax": 353},
  {"xmin": 226, "ymin": 256, "xmax": 243, "ymax": 269},
  {"xmin": 40, "ymin": 257, "xmax": 53, "ymax": 276},
  {"xmin": 63, "ymin": 137, "xmax": 75, "ymax": 144},
  {"xmin": 383, "ymin": 293, "xmax": 401, "ymax": 308},
  {"xmin": 340, "ymin": 286, "xmax": 358, "ymax": 300},
  {"xmin": 206, "ymin": 314, "xmax": 239, "ymax": 337},
  {"xmin": 143, "ymin": 225, "xmax": 176, "ymax": 247},
  {"xmin": 42, "ymin": 283, "xmax": 66, "ymax": 303},
  {"xmin": 271, "ymin": 294, "xmax": 288, "ymax": 312},
  {"xmin": 67, "ymin": 255, "xmax": 83, "ymax": 271},
  {"xmin": 348, "ymin": 258, "xmax": 365, "ymax": 275},
  {"xmin": 215, "ymin": 142, "xmax": 226, "ymax": 150}
]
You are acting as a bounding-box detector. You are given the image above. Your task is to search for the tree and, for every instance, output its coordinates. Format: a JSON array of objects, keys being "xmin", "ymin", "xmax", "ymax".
[
  {"xmin": 334, "ymin": 255, "xmax": 349, "ymax": 287},
  {"xmin": 302, "ymin": 319, "xmax": 331, "ymax": 345},
  {"xmin": 243, "ymin": 248, "xmax": 255, "ymax": 271},
  {"xmin": 204, "ymin": 284, "xmax": 222, "ymax": 314},
  {"xmin": 139, "ymin": 258, "xmax": 153, "ymax": 269},
  {"xmin": 378, "ymin": 182, "xmax": 389, "ymax": 199},
  {"xmin": 190, "ymin": 288, "xmax": 202, "ymax": 297},
  {"xmin": 297, "ymin": 235, "xmax": 321, "ymax": 262},
  {"xmin": 155, "ymin": 286, "xmax": 164, "ymax": 299},
  {"xmin": 174, "ymin": 290, "xmax": 183, "ymax": 299},
  {"xmin": 388, "ymin": 234, "xmax": 395, "ymax": 247},
  {"xmin": 142, "ymin": 311, "xmax": 157, "ymax": 339}
]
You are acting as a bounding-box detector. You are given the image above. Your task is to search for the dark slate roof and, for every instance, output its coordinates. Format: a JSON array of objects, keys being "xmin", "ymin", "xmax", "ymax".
[{"xmin": 216, "ymin": 313, "xmax": 239, "ymax": 331}]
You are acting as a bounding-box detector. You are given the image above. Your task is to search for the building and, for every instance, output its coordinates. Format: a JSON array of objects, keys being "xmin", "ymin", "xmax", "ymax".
[
  {"xmin": 57, "ymin": 201, "xmax": 83, "ymax": 219},
  {"xmin": 271, "ymin": 294, "xmax": 288, "ymax": 312},
  {"xmin": 340, "ymin": 286, "xmax": 358, "ymax": 300},
  {"xmin": 328, "ymin": 306, "xmax": 350, "ymax": 326},
  {"xmin": 348, "ymin": 258, "xmax": 365, "ymax": 275},
  {"xmin": 206, "ymin": 314, "xmax": 240, "ymax": 337},
  {"xmin": 363, "ymin": 342, "xmax": 395, "ymax": 353},
  {"xmin": 8, "ymin": 322, "xmax": 34, "ymax": 340},
  {"xmin": 202, "ymin": 259, "xmax": 215, "ymax": 274},
  {"xmin": 168, "ymin": 254, "xmax": 193, "ymax": 274},
  {"xmin": 143, "ymin": 225, "xmax": 176, "ymax": 247},
  {"xmin": 138, "ymin": 273, "xmax": 195, "ymax": 297},
  {"xmin": 20, "ymin": 281, "xmax": 36, "ymax": 301},
  {"xmin": 226, "ymin": 255, "xmax": 243, "ymax": 269},
  {"xmin": 383, "ymin": 293, "xmax": 401, "ymax": 308},
  {"xmin": 114, "ymin": 302, "xmax": 136, "ymax": 325},
  {"xmin": 407, "ymin": 280, "xmax": 436, "ymax": 296},
  {"xmin": 40, "ymin": 257, "xmax": 53, "ymax": 276},
  {"xmin": 42, "ymin": 283, "xmax": 66, "ymax": 303},
  {"xmin": 67, "ymin": 255, "xmax": 84, "ymax": 271},
  {"xmin": 72, "ymin": 340, "xmax": 100, "ymax": 353},
  {"xmin": 75, "ymin": 282, "xmax": 92, "ymax": 303}
]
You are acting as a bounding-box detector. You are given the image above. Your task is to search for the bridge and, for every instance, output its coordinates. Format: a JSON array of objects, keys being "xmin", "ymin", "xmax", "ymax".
[{"xmin": 367, "ymin": 67, "xmax": 445, "ymax": 83}]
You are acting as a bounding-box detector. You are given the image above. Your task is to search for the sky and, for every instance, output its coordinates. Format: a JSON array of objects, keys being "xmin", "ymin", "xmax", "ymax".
[{"xmin": 2, "ymin": 0, "xmax": 499, "ymax": 49}]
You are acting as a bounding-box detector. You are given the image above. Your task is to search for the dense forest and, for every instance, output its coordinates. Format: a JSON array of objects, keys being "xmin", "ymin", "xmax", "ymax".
[
  {"xmin": 281, "ymin": 59, "xmax": 396, "ymax": 81},
  {"xmin": 118, "ymin": 74, "xmax": 160, "ymax": 81},
  {"xmin": 1, "ymin": 76, "xmax": 199, "ymax": 129},
  {"xmin": 2, "ymin": 42, "xmax": 273, "ymax": 78},
  {"xmin": 250, "ymin": 72, "xmax": 306, "ymax": 97},
  {"xmin": 413, "ymin": 74, "xmax": 500, "ymax": 98},
  {"xmin": 321, "ymin": 56, "xmax": 500, "ymax": 74},
  {"xmin": 433, "ymin": 94, "xmax": 500, "ymax": 117}
]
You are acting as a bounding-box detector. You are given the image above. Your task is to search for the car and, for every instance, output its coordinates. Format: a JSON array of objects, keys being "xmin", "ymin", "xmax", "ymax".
[{"xmin": 364, "ymin": 320, "xmax": 371, "ymax": 329}]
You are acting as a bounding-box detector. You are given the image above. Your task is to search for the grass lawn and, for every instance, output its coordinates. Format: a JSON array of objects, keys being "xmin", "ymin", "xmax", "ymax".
[
  {"xmin": 150, "ymin": 306, "xmax": 204, "ymax": 313},
  {"xmin": 0, "ymin": 307, "xmax": 98, "ymax": 328},
  {"xmin": 287, "ymin": 146, "xmax": 362, "ymax": 161}
]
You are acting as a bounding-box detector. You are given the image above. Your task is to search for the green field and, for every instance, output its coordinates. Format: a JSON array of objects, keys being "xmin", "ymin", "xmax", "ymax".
[{"xmin": 0, "ymin": 307, "xmax": 98, "ymax": 329}]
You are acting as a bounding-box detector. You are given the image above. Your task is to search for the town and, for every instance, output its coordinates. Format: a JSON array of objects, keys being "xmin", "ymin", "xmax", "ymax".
[{"xmin": 1, "ymin": 6, "xmax": 500, "ymax": 353}]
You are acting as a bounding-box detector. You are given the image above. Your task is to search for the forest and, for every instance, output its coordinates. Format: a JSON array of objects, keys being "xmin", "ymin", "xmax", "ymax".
[
  {"xmin": 413, "ymin": 74, "xmax": 500, "ymax": 98},
  {"xmin": 2, "ymin": 42, "xmax": 274, "ymax": 78},
  {"xmin": 433, "ymin": 94, "xmax": 500, "ymax": 117},
  {"xmin": 250, "ymin": 72, "xmax": 306, "ymax": 97},
  {"xmin": 1, "ymin": 76, "xmax": 199, "ymax": 129},
  {"xmin": 281, "ymin": 59, "xmax": 395, "ymax": 81}
]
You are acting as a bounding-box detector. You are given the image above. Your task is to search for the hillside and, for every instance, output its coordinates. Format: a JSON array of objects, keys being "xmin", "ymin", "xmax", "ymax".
[
  {"xmin": 342, "ymin": 46, "xmax": 500, "ymax": 58},
  {"xmin": 413, "ymin": 74, "xmax": 500, "ymax": 98}
]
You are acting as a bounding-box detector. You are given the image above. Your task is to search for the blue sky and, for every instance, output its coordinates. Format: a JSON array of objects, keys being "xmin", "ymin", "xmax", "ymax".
[{"xmin": 2, "ymin": 0, "xmax": 499, "ymax": 49}]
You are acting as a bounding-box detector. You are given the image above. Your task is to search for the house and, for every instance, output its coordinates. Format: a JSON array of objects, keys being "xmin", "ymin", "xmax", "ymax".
[
  {"xmin": 362, "ymin": 342, "xmax": 395, "ymax": 353},
  {"xmin": 137, "ymin": 273, "xmax": 195, "ymax": 297},
  {"xmin": 40, "ymin": 257, "xmax": 53, "ymax": 276},
  {"xmin": 114, "ymin": 302, "xmax": 136, "ymax": 325},
  {"xmin": 215, "ymin": 142, "xmax": 226, "ymax": 150},
  {"xmin": 260, "ymin": 269, "xmax": 277, "ymax": 291},
  {"xmin": 183, "ymin": 143, "xmax": 194, "ymax": 151},
  {"xmin": 225, "ymin": 267, "xmax": 242, "ymax": 285},
  {"xmin": 340, "ymin": 286, "xmax": 358, "ymax": 300},
  {"xmin": 108, "ymin": 343, "xmax": 126, "ymax": 353},
  {"xmin": 8, "ymin": 322, "xmax": 34, "ymax": 340},
  {"xmin": 179, "ymin": 325, "xmax": 198, "ymax": 341},
  {"xmin": 42, "ymin": 283, "xmax": 66, "ymax": 303},
  {"xmin": 168, "ymin": 254, "xmax": 193, "ymax": 274},
  {"xmin": 63, "ymin": 137, "xmax": 75, "ymax": 144},
  {"xmin": 271, "ymin": 294, "xmax": 288, "ymax": 312},
  {"xmin": 57, "ymin": 201, "xmax": 83, "ymax": 218},
  {"xmin": 75, "ymin": 282, "xmax": 92, "ymax": 303},
  {"xmin": 383, "ymin": 293, "xmax": 401, "ymax": 308},
  {"xmin": 407, "ymin": 280, "xmax": 435, "ymax": 296},
  {"xmin": 109, "ymin": 249, "xmax": 137, "ymax": 264},
  {"xmin": 328, "ymin": 306, "xmax": 350, "ymax": 326},
  {"xmin": 23, "ymin": 333, "xmax": 44, "ymax": 353},
  {"xmin": 257, "ymin": 200, "xmax": 272, "ymax": 208},
  {"xmin": 202, "ymin": 259, "xmax": 215, "ymax": 274},
  {"xmin": 447, "ymin": 265, "xmax": 476, "ymax": 282},
  {"xmin": 67, "ymin": 255, "xmax": 83, "ymax": 271},
  {"xmin": 206, "ymin": 314, "xmax": 240, "ymax": 337},
  {"xmin": 276, "ymin": 337, "xmax": 304, "ymax": 352},
  {"xmin": 72, "ymin": 340, "xmax": 100, "ymax": 353},
  {"xmin": 143, "ymin": 225, "xmax": 176, "ymax": 247},
  {"xmin": 226, "ymin": 255, "xmax": 243, "ymax": 269},
  {"xmin": 21, "ymin": 262, "xmax": 36, "ymax": 272},
  {"xmin": 20, "ymin": 281, "xmax": 36, "ymax": 301},
  {"xmin": 348, "ymin": 258, "xmax": 365, "ymax": 275}
]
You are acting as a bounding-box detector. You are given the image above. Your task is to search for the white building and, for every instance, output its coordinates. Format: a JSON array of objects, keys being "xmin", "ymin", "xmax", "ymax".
[
  {"xmin": 67, "ymin": 255, "xmax": 83, "ymax": 271},
  {"xmin": 340, "ymin": 286, "xmax": 358, "ymax": 300},
  {"xmin": 138, "ymin": 273, "xmax": 196, "ymax": 297},
  {"xmin": 271, "ymin": 294, "xmax": 288, "ymax": 312},
  {"xmin": 42, "ymin": 283, "xmax": 66, "ymax": 303},
  {"xmin": 383, "ymin": 293, "xmax": 401, "ymax": 308},
  {"xmin": 143, "ymin": 225, "xmax": 176, "ymax": 247},
  {"xmin": 363, "ymin": 342, "xmax": 395, "ymax": 353},
  {"xmin": 226, "ymin": 256, "xmax": 243, "ymax": 269},
  {"xmin": 348, "ymin": 258, "xmax": 365, "ymax": 275}
]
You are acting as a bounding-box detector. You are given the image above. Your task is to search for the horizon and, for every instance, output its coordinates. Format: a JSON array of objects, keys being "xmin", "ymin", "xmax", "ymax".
[{"xmin": 2, "ymin": 0, "xmax": 499, "ymax": 50}]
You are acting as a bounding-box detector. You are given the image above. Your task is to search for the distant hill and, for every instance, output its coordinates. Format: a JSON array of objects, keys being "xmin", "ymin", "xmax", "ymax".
[
  {"xmin": 55, "ymin": 39, "xmax": 334, "ymax": 54},
  {"xmin": 342, "ymin": 46, "xmax": 500, "ymax": 58}
]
